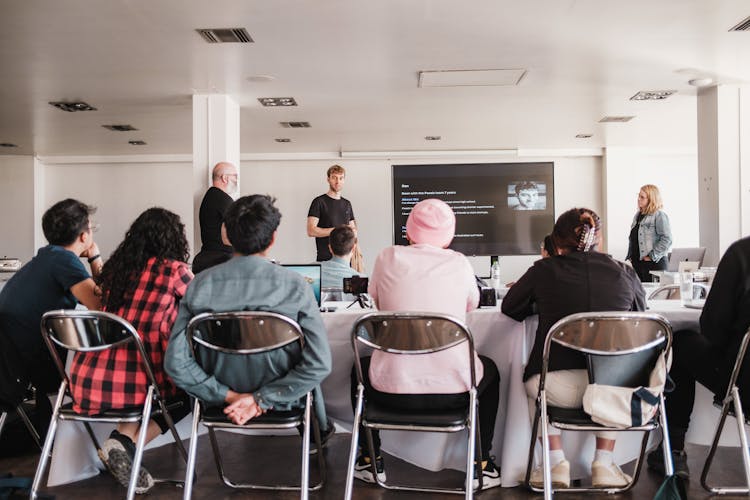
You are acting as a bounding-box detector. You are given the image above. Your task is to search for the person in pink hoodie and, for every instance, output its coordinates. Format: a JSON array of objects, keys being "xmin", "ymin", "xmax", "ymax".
[{"xmin": 351, "ymin": 198, "xmax": 501, "ymax": 490}]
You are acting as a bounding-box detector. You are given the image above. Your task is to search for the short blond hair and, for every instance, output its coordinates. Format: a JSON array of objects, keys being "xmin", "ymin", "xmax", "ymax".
[
  {"xmin": 327, "ymin": 164, "xmax": 345, "ymax": 178},
  {"xmin": 640, "ymin": 184, "xmax": 663, "ymax": 214}
]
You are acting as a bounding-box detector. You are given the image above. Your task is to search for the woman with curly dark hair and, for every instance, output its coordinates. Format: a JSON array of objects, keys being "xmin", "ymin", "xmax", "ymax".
[{"xmin": 69, "ymin": 207, "xmax": 193, "ymax": 494}]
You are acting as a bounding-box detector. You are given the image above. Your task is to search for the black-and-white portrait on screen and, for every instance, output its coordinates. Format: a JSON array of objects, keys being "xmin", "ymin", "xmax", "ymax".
[{"xmin": 507, "ymin": 181, "xmax": 547, "ymax": 210}]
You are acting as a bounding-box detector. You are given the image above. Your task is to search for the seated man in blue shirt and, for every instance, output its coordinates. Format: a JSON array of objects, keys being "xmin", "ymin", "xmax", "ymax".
[
  {"xmin": 320, "ymin": 225, "xmax": 360, "ymax": 290},
  {"xmin": 165, "ymin": 194, "xmax": 333, "ymax": 434},
  {"xmin": 0, "ymin": 199, "xmax": 102, "ymax": 399}
]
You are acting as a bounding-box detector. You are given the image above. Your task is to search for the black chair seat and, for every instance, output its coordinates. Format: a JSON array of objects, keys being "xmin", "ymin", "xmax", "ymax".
[
  {"xmin": 363, "ymin": 400, "xmax": 468, "ymax": 428},
  {"xmin": 547, "ymin": 405, "xmax": 657, "ymax": 428},
  {"xmin": 59, "ymin": 402, "xmax": 145, "ymax": 419},
  {"xmin": 202, "ymin": 405, "xmax": 304, "ymax": 425}
]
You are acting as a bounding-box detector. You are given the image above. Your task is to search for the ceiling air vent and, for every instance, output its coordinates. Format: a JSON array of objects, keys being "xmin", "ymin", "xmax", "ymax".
[
  {"xmin": 102, "ymin": 124, "xmax": 138, "ymax": 132},
  {"xmin": 275, "ymin": 138, "xmax": 291, "ymax": 143},
  {"xmin": 196, "ymin": 28, "xmax": 253, "ymax": 43},
  {"xmin": 280, "ymin": 121, "xmax": 311, "ymax": 128},
  {"xmin": 128, "ymin": 140, "xmax": 147, "ymax": 146},
  {"xmin": 599, "ymin": 116, "xmax": 635, "ymax": 123},
  {"xmin": 729, "ymin": 15, "xmax": 750, "ymax": 31},
  {"xmin": 0, "ymin": 143, "xmax": 18, "ymax": 148},
  {"xmin": 258, "ymin": 97, "xmax": 297, "ymax": 107},
  {"xmin": 630, "ymin": 90, "xmax": 676, "ymax": 101},
  {"xmin": 49, "ymin": 101, "xmax": 97, "ymax": 112}
]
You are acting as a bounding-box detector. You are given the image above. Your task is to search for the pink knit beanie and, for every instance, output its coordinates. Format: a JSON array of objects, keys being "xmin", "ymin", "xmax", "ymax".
[{"xmin": 405, "ymin": 198, "xmax": 456, "ymax": 248}]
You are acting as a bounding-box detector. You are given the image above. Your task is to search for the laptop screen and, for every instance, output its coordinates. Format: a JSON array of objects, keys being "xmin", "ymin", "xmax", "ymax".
[{"xmin": 282, "ymin": 264, "xmax": 322, "ymax": 306}]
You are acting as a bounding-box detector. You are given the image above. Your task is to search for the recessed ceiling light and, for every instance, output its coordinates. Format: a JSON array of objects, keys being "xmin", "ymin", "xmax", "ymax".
[
  {"xmin": 49, "ymin": 101, "xmax": 97, "ymax": 112},
  {"xmin": 128, "ymin": 140, "xmax": 147, "ymax": 146},
  {"xmin": 575, "ymin": 134, "xmax": 593, "ymax": 139},
  {"xmin": 196, "ymin": 28, "xmax": 253, "ymax": 43},
  {"xmin": 279, "ymin": 121, "xmax": 310, "ymax": 128},
  {"xmin": 247, "ymin": 75, "xmax": 276, "ymax": 83},
  {"xmin": 599, "ymin": 116, "xmax": 635, "ymax": 123},
  {"xmin": 0, "ymin": 143, "xmax": 18, "ymax": 148},
  {"xmin": 258, "ymin": 97, "xmax": 297, "ymax": 107},
  {"xmin": 102, "ymin": 124, "xmax": 138, "ymax": 132},
  {"xmin": 630, "ymin": 90, "xmax": 677, "ymax": 101},
  {"xmin": 275, "ymin": 138, "xmax": 291, "ymax": 143},
  {"xmin": 424, "ymin": 136, "xmax": 441, "ymax": 141},
  {"xmin": 688, "ymin": 78, "xmax": 714, "ymax": 87}
]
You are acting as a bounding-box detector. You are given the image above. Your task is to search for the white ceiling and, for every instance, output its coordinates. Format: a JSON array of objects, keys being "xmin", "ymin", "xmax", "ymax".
[{"xmin": 1, "ymin": 0, "xmax": 749, "ymax": 157}]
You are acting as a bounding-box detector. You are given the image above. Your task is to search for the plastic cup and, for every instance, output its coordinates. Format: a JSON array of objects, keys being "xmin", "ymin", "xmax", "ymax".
[{"xmin": 680, "ymin": 272, "xmax": 693, "ymax": 306}]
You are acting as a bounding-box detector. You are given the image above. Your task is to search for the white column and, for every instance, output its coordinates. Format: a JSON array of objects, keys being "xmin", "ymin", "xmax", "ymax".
[
  {"xmin": 697, "ymin": 85, "xmax": 750, "ymax": 265},
  {"xmin": 192, "ymin": 94, "xmax": 240, "ymax": 255}
]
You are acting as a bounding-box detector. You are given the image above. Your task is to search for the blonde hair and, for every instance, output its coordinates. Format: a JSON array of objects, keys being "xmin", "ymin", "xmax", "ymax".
[
  {"xmin": 327, "ymin": 164, "xmax": 345, "ymax": 178},
  {"xmin": 639, "ymin": 184, "xmax": 663, "ymax": 215}
]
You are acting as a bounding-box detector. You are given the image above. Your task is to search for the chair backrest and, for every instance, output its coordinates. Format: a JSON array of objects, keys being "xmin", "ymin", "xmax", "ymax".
[
  {"xmin": 351, "ymin": 311, "xmax": 477, "ymax": 389},
  {"xmin": 541, "ymin": 312, "xmax": 672, "ymax": 388},
  {"xmin": 186, "ymin": 311, "xmax": 304, "ymax": 359},
  {"xmin": 647, "ymin": 283, "xmax": 709, "ymax": 301},
  {"xmin": 40, "ymin": 309, "xmax": 160, "ymax": 396}
]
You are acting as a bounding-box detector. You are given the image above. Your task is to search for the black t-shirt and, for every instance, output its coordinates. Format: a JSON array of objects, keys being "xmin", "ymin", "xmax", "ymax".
[
  {"xmin": 199, "ymin": 186, "xmax": 233, "ymax": 253},
  {"xmin": 307, "ymin": 194, "xmax": 355, "ymax": 261},
  {"xmin": 628, "ymin": 213, "xmax": 645, "ymax": 261}
]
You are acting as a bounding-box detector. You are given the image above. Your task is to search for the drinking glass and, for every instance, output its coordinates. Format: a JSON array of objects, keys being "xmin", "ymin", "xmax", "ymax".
[{"xmin": 680, "ymin": 272, "xmax": 693, "ymax": 306}]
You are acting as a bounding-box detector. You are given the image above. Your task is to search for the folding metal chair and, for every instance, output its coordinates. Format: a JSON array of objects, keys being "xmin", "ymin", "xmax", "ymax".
[
  {"xmin": 182, "ymin": 311, "xmax": 325, "ymax": 500},
  {"xmin": 647, "ymin": 283, "xmax": 709, "ymax": 301},
  {"xmin": 701, "ymin": 327, "xmax": 750, "ymax": 494},
  {"xmin": 525, "ymin": 311, "xmax": 674, "ymax": 499},
  {"xmin": 344, "ymin": 312, "xmax": 481, "ymax": 500},
  {"xmin": 31, "ymin": 310, "xmax": 188, "ymax": 500}
]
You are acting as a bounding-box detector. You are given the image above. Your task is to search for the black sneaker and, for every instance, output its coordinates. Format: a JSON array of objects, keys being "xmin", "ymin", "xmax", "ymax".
[
  {"xmin": 473, "ymin": 457, "xmax": 502, "ymax": 490},
  {"xmin": 353, "ymin": 452, "xmax": 386, "ymax": 483},
  {"xmin": 100, "ymin": 430, "xmax": 155, "ymax": 494},
  {"xmin": 647, "ymin": 446, "xmax": 690, "ymax": 480},
  {"xmin": 309, "ymin": 419, "xmax": 335, "ymax": 455}
]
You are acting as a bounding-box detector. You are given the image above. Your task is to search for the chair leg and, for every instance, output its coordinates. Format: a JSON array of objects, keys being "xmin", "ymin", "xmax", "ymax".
[
  {"xmin": 15, "ymin": 405, "xmax": 42, "ymax": 449},
  {"xmin": 310, "ymin": 409, "xmax": 326, "ymax": 490},
  {"xmin": 157, "ymin": 396, "xmax": 189, "ymax": 464},
  {"xmin": 731, "ymin": 388, "xmax": 750, "ymax": 491},
  {"xmin": 0, "ymin": 411, "xmax": 7, "ymax": 441},
  {"xmin": 464, "ymin": 389, "xmax": 477, "ymax": 500},
  {"xmin": 30, "ymin": 383, "xmax": 66, "ymax": 499},
  {"xmin": 658, "ymin": 395, "xmax": 675, "ymax": 477},
  {"xmin": 300, "ymin": 393, "xmax": 311, "ymax": 500},
  {"xmin": 525, "ymin": 402, "xmax": 541, "ymax": 488},
  {"xmin": 183, "ymin": 399, "xmax": 201, "ymax": 500},
  {"xmin": 127, "ymin": 385, "xmax": 154, "ymax": 500},
  {"xmin": 701, "ymin": 400, "xmax": 731, "ymax": 492},
  {"xmin": 344, "ymin": 384, "xmax": 364, "ymax": 500},
  {"xmin": 539, "ymin": 390, "xmax": 553, "ymax": 500},
  {"xmin": 207, "ymin": 427, "xmax": 231, "ymax": 487}
]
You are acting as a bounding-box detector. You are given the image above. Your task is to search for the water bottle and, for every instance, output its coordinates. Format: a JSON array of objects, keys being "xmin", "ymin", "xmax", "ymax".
[{"xmin": 490, "ymin": 259, "xmax": 501, "ymax": 291}]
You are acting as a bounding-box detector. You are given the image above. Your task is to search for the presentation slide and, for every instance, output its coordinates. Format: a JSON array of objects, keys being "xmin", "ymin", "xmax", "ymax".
[{"xmin": 393, "ymin": 163, "xmax": 554, "ymax": 255}]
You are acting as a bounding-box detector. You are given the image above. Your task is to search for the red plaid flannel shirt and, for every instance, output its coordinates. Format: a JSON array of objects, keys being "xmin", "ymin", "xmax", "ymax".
[{"xmin": 70, "ymin": 257, "xmax": 193, "ymax": 415}]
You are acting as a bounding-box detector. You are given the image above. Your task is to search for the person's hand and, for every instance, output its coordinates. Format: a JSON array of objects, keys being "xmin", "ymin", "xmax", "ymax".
[
  {"xmin": 81, "ymin": 241, "xmax": 100, "ymax": 260},
  {"xmin": 642, "ymin": 256, "xmax": 652, "ymax": 262},
  {"xmin": 505, "ymin": 281, "xmax": 516, "ymax": 288},
  {"xmin": 224, "ymin": 391, "xmax": 265, "ymax": 425}
]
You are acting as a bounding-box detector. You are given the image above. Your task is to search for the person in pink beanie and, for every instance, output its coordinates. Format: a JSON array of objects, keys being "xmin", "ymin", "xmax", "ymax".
[{"xmin": 350, "ymin": 198, "xmax": 501, "ymax": 489}]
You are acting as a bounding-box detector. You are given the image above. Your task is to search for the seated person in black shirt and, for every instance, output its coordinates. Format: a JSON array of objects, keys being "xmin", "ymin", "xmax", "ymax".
[
  {"xmin": 503, "ymin": 208, "xmax": 645, "ymax": 489},
  {"xmin": 648, "ymin": 236, "xmax": 750, "ymax": 479}
]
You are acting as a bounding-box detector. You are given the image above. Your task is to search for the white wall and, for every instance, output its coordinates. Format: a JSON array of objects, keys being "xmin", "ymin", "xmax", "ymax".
[
  {"xmin": 42, "ymin": 159, "xmax": 194, "ymax": 259},
  {"xmin": 0, "ymin": 155, "xmax": 35, "ymax": 261},
  {"xmin": 603, "ymin": 148, "xmax": 699, "ymax": 263},
  {"xmin": 241, "ymin": 155, "xmax": 603, "ymax": 282}
]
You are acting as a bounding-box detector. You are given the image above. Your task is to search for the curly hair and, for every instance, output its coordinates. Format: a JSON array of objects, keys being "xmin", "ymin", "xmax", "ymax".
[
  {"xmin": 552, "ymin": 207, "xmax": 602, "ymax": 255},
  {"xmin": 99, "ymin": 207, "xmax": 189, "ymax": 312}
]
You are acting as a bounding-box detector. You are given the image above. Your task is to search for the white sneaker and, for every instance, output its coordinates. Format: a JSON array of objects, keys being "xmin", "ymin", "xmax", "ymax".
[
  {"xmin": 591, "ymin": 461, "xmax": 632, "ymax": 488},
  {"xmin": 529, "ymin": 459, "xmax": 570, "ymax": 488}
]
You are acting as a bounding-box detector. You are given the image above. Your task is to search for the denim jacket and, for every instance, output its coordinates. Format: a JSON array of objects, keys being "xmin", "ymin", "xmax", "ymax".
[{"xmin": 626, "ymin": 210, "xmax": 672, "ymax": 263}]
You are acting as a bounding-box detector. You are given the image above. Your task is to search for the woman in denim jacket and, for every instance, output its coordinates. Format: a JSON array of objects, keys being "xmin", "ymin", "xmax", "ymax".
[{"xmin": 626, "ymin": 184, "xmax": 673, "ymax": 282}]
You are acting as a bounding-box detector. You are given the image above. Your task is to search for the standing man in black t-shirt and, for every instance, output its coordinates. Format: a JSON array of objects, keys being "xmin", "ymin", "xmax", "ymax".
[
  {"xmin": 192, "ymin": 161, "xmax": 238, "ymax": 273},
  {"xmin": 307, "ymin": 165, "xmax": 356, "ymax": 261}
]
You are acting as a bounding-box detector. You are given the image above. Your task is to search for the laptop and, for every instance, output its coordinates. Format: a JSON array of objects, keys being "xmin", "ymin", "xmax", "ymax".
[
  {"xmin": 282, "ymin": 264, "xmax": 322, "ymax": 306},
  {"xmin": 667, "ymin": 247, "xmax": 706, "ymax": 272}
]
